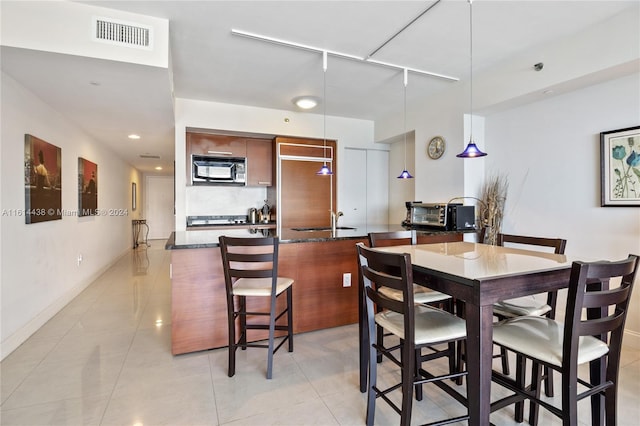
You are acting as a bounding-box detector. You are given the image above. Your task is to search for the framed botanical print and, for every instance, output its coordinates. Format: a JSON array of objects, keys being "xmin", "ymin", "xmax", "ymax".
[{"xmin": 600, "ymin": 126, "xmax": 640, "ymax": 206}]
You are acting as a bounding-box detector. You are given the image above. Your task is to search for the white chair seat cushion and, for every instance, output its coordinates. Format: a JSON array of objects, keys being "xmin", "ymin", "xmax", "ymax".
[
  {"xmin": 233, "ymin": 277, "xmax": 294, "ymax": 297},
  {"xmin": 493, "ymin": 296, "xmax": 551, "ymax": 318},
  {"xmin": 380, "ymin": 284, "xmax": 451, "ymax": 305},
  {"xmin": 493, "ymin": 316, "xmax": 609, "ymax": 367},
  {"xmin": 375, "ymin": 305, "xmax": 466, "ymax": 345}
]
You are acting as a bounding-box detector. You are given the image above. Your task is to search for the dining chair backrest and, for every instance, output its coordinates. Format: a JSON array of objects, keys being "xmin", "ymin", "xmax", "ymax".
[
  {"xmin": 368, "ymin": 230, "xmax": 417, "ymax": 248},
  {"xmin": 564, "ymin": 254, "xmax": 638, "ymax": 374},
  {"xmin": 219, "ymin": 236, "xmax": 279, "ymax": 292},
  {"xmin": 356, "ymin": 242, "xmax": 415, "ymax": 339},
  {"xmin": 497, "ymin": 233, "xmax": 566, "ymax": 255}
]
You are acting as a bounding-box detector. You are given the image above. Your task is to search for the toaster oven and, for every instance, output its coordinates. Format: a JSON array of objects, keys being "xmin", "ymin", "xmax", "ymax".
[
  {"xmin": 405, "ymin": 202, "xmax": 476, "ymax": 231},
  {"xmin": 408, "ymin": 203, "xmax": 448, "ymax": 228}
]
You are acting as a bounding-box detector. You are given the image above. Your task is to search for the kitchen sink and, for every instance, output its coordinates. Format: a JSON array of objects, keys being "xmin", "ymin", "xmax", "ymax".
[{"xmin": 292, "ymin": 226, "xmax": 356, "ymax": 232}]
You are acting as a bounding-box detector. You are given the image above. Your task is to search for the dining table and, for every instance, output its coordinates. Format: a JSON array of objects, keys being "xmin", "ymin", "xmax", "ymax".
[{"xmin": 358, "ymin": 241, "xmax": 574, "ymax": 426}]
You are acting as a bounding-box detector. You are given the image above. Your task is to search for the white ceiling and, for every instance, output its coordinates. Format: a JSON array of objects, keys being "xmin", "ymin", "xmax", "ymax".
[{"xmin": 1, "ymin": 0, "xmax": 637, "ymax": 174}]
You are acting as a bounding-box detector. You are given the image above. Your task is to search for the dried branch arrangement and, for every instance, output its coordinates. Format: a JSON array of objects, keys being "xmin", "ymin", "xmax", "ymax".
[{"xmin": 478, "ymin": 173, "xmax": 508, "ymax": 245}]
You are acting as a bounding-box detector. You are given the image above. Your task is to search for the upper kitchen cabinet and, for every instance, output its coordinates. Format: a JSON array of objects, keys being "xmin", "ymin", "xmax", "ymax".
[
  {"xmin": 185, "ymin": 132, "xmax": 274, "ymax": 187},
  {"xmin": 187, "ymin": 132, "xmax": 247, "ymax": 157},
  {"xmin": 246, "ymin": 138, "xmax": 273, "ymax": 186}
]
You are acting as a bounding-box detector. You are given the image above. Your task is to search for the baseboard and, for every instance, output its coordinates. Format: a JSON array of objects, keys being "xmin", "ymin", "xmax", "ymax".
[
  {"xmin": 624, "ymin": 329, "xmax": 640, "ymax": 350},
  {"xmin": 0, "ymin": 246, "xmax": 131, "ymax": 360}
]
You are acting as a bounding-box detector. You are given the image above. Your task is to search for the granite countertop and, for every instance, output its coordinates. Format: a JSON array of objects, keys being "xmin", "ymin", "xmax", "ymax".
[{"xmin": 165, "ymin": 224, "xmax": 473, "ymax": 250}]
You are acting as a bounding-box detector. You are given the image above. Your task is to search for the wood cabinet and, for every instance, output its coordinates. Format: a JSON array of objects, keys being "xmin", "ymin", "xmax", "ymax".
[
  {"xmin": 274, "ymin": 136, "xmax": 337, "ymax": 228},
  {"xmin": 170, "ymin": 232, "xmax": 463, "ymax": 355},
  {"xmin": 246, "ymin": 138, "xmax": 273, "ymax": 186},
  {"xmin": 187, "ymin": 133, "xmax": 247, "ymax": 157},
  {"xmin": 170, "ymin": 238, "xmax": 364, "ymax": 355},
  {"xmin": 186, "ymin": 132, "xmax": 273, "ymax": 187}
]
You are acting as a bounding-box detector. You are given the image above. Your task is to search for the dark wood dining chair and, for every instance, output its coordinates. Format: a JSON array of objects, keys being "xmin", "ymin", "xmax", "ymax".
[
  {"xmin": 491, "ymin": 254, "xmax": 639, "ymax": 426},
  {"xmin": 368, "ymin": 230, "xmax": 452, "ymax": 308},
  {"xmin": 357, "ymin": 242, "xmax": 468, "ymax": 426},
  {"xmin": 218, "ymin": 235, "xmax": 294, "ymax": 379},
  {"xmin": 368, "ymin": 230, "xmax": 454, "ymax": 364},
  {"xmin": 493, "ymin": 233, "xmax": 567, "ymax": 402}
]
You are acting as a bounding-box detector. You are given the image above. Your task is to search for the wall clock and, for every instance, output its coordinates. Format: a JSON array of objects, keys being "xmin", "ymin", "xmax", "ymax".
[{"xmin": 427, "ymin": 136, "xmax": 446, "ymax": 159}]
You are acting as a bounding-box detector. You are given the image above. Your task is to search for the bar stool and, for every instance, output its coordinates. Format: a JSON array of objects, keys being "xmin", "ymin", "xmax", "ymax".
[
  {"xmin": 357, "ymin": 242, "xmax": 468, "ymax": 426},
  {"xmin": 492, "ymin": 233, "xmax": 567, "ymax": 405},
  {"xmin": 491, "ymin": 254, "xmax": 639, "ymax": 426},
  {"xmin": 219, "ymin": 235, "xmax": 294, "ymax": 379}
]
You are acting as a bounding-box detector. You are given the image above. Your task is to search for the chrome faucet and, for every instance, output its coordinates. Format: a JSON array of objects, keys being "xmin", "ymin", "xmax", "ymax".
[{"xmin": 330, "ymin": 210, "xmax": 344, "ymax": 232}]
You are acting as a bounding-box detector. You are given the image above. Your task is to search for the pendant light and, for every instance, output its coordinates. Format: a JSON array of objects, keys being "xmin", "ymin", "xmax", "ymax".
[
  {"xmin": 457, "ymin": 0, "xmax": 487, "ymax": 158},
  {"xmin": 397, "ymin": 68, "xmax": 414, "ymax": 179},
  {"xmin": 317, "ymin": 51, "xmax": 333, "ymax": 175}
]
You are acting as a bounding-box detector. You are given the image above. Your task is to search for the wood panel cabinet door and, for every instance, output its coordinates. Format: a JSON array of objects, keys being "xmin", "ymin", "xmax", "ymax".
[
  {"xmin": 246, "ymin": 138, "xmax": 273, "ymax": 186},
  {"xmin": 187, "ymin": 133, "xmax": 247, "ymax": 157},
  {"xmin": 280, "ymin": 159, "xmax": 333, "ymax": 228}
]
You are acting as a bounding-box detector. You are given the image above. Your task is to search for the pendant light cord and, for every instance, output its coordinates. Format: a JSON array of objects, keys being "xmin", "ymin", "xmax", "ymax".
[
  {"xmin": 322, "ymin": 51, "xmax": 327, "ymax": 155},
  {"xmin": 323, "ymin": 51, "xmax": 328, "ymax": 166},
  {"xmin": 469, "ymin": 0, "xmax": 473, "ymax": 142},
  {"xmin": 403, "ymin": 69, "xmax": 408, "ymax": 169}
]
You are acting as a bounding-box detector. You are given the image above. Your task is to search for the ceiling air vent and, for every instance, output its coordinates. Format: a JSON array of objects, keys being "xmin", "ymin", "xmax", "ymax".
[
  {"xmin": 139, "ymin": 154, "xmax": 160, "ymax": 159},
  {"xmin": 93, "ymin": 17, "xmax": 152, "ymax": 49}
]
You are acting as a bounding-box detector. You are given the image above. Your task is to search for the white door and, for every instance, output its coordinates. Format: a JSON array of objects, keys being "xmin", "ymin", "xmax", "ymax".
[
  {"xmin": 366, "ymin": 149, "xmax": 390, "ymax": 224},
  {"xmin": 341, "ymin": 148, "xmax": 389, "ymax": 226},
  {"xmin": 145, "ymin": 175, "xmax": 174, "ymax": 240},
  {"xmin": 342, "ymin": 149, "xmax": 367, "ymax": 226}
]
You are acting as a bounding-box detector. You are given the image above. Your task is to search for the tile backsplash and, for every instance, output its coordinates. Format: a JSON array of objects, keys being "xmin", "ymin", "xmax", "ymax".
[{"xmin": 186, "ymin": 186, "xmax": 268, "ymax": 217}]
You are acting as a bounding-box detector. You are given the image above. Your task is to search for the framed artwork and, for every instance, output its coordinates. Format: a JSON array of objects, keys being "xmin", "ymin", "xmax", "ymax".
[
  {"xmin": 132, "ymin": 182, "xmax": 137, "ymax": 211},
  {"xmin": 78, "ymin": 157, "xmax": 98, "ymax": 216},
  {"xmin": 600, "ymin": 126, "xmax": 640, "ymax": 206},
  {"xmin": 24, "ymin": 134, "xmax": 62, "ymax": 223}
]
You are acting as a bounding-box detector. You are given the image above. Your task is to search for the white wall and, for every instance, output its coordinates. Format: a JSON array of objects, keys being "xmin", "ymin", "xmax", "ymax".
[
  {"xmin": 485, "ymin": 73, "xmax": 640, "ymax": 347},
  {"xmin": 1, "ymin": 0, "xmax": 169, "ymax": 68},
  {"xmin": 0, "ymin": 71, "xmax": 139, "ymax": 359},
  {"xmin": 174, "ymin": 99, "xmax": 376, "ymax": 231}
]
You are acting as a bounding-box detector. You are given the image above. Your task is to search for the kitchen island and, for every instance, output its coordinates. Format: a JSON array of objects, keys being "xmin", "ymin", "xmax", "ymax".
[{"xmin": 166, "ymin": 225, "xmax": 468, "ymax": 355}]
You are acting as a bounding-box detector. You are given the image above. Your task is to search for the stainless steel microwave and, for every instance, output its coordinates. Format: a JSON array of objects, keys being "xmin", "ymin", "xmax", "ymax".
[{"xmin": 192, "ymin": 155, "xmax": 246, "ymax": 185}]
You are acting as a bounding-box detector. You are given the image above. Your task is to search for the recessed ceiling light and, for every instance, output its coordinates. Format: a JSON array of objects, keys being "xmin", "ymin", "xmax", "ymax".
[
  {"xmin": 128, "ymin": 134, "xmax": 141, "ymax": 140},
  {"xmin": 155, "ymin": 166, "xmax": 163, "ymax": 170},
  {"xmin": 292, "ymin": 96, "xmax": 320, "ymax": 110}
]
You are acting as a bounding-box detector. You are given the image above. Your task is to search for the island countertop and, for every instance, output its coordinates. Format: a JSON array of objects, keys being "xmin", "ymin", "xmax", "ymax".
[{"xmin": 165, "ymin": 225, "xmax": 472, "ymax": 249}]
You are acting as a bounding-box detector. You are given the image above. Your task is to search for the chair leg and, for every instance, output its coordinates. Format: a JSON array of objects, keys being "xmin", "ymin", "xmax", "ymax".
[
  {"xmin": 414, "ymin": 347, "xmax": 423, "ymax": 401},
  {"xmin": 500, "ymin": 347, "xmax": 510, "ymax": 375},
  {"xmin": 239, "ymin": 296, "xmax": 247, "ymax": 350},
  {"xmin": 287, "ymin": 287, "xmax": 294, "ymax": 352},
  {"xmin": 266, "ymin": 293, "xmax": 277, "ymax": 379},
  {"xmin": 543, "ymin": 366, "xmax": 554, "ymax": 397},
  {"xmin": 528, "ymin": 361, "xmax": 543, "ymax": 426},
  {"xmin": 227, "ymin": 296, "xmax": 236, "ymax": 377},
  {"xmin": 376, "ymin": 325, "xmax": 384, "ymax": 363},
  {"xmin": 366, "ymin": 325, "xmax": 378, "ymax": 426},
  {"xmin": 455, "ymin": 340, "xmax": 465, "ymax": 385},
  {"xmin": 604, "ymin": 382, "xmax": 617, "ymax": 426},
  {"xmin": 400, "ymin": 341, "xmax": 415, "ymax": 426},
  {"xmin": 514, "ymin": 354, "xmax": 526, "ymax": 422}
]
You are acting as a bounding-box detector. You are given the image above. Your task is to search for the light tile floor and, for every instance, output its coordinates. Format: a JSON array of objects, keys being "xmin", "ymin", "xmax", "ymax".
[{"xmin": 2, "ymin": 241, "xmax": 639, "ymax": 425}]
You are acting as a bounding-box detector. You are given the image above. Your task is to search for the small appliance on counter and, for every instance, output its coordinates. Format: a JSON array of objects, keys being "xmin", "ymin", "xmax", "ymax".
[
  {"xmin": 248, "ymin": 207, "xmax": 258, "ymax": 224},
  {"xmin": 403, "ymin": 202, "xmax": 476, "ymax": 231},
  {"xmin": 259, "ymin": 200, "xmax": 271, "ymax": 224},
  {"xmin": 186, "ymin": 215, "xmax": 249, "ymax": 227}
]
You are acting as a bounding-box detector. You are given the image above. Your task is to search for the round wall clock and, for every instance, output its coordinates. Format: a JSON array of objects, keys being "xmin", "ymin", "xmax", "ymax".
[{"xmin": 427, "ymin": 136, "xmax": 446, "ymax": 159}]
